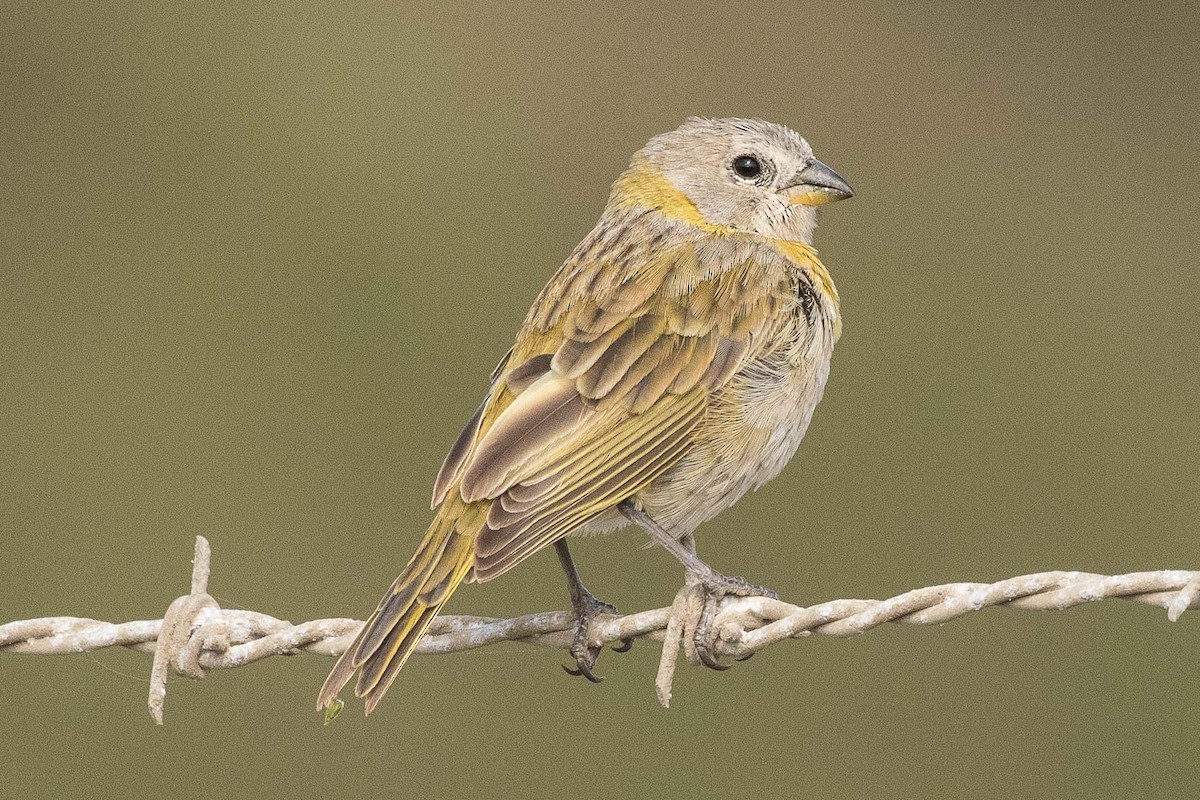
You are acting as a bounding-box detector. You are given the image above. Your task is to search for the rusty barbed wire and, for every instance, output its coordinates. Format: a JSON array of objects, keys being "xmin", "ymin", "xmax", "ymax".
[{"xmin": 1, "ymin": 537, "xmax": 1196, "ymax": 722}]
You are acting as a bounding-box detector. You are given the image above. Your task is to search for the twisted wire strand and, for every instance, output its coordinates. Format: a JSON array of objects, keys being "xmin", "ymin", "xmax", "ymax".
[{"xmin": 1, "ymin": 537, "xmax": 1195, "ymax": 722}]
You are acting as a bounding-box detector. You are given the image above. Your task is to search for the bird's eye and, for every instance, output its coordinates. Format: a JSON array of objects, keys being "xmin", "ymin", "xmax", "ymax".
[{"xmin": 732, "ymin": 155, "xmax": 762, "ymax": 180}]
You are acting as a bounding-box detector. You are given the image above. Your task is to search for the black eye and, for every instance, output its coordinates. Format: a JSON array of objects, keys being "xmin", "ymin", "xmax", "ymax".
[{"xmin": 732, "ymin": 155, "xmax": 762, "ymax": 180}]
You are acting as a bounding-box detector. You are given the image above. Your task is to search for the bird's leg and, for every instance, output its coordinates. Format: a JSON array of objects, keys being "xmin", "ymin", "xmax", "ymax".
[
  {"xmin": 618, "ymin": 501, "xmax": 777, "ymax": 670},
  {"xmin": 554, "ymin": 539, "xmax": 630, "ymax": 683}
]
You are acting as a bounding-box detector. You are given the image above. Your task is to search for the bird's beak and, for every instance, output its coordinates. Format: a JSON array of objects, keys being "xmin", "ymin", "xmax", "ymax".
[{"xmin": 786, "ymin": 159, "xmax": 854, "ymax": 206}]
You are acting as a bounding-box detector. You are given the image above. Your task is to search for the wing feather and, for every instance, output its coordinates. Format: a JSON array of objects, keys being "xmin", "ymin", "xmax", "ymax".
[
  {"xmin": 476, "ymin": 388, "xmax": 704, "ymax": 559},
  {"xmin": 475, "ymin": 422, "xmax": 697, "ymax": 580},
  {"xmin": 577, "ymin": 316, "xmax": 666, "ymax": 399},
  {"xmin": 459, "ymin": 375, "xmax": 587, "ymax": 502},
  {"xmin": 431, "ymin": 397, "xmax": 486, "ymax": 508}
]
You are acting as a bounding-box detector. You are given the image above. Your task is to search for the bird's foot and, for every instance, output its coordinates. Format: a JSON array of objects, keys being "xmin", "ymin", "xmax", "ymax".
[
  {"xmin": 562, "ymin": 591, "xmax": 630, "ymax": 683},
  {"xmin": 691, "ymin": 571, "xmax": 778, "ymax": 670}
]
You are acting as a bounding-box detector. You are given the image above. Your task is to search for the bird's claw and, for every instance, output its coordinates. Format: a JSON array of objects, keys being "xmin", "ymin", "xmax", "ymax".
[
  {"xmin": 693, "ymin": 635, "xmax": 733, "ymax": 670},
  {"xmin": 562, "ymin": 662, "xmax": 603, "ymax": 683},
  {"xmin": 563, "ymin": 593, "xmax": 619, "ymax": 683},
  {"xmin": 691, "ymin": 572, "xmax": 777, "ymax": 671}
]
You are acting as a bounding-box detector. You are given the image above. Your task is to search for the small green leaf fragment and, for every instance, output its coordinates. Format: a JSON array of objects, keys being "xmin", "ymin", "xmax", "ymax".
[{"xmin": 323, "ymin": 697, "xmax": 345, "ymax": 726}]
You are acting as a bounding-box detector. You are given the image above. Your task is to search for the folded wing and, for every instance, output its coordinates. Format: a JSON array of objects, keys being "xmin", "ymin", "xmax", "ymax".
[{"xmin": 432, "ymin": 234, "xmax": 790, "ymax": 581}]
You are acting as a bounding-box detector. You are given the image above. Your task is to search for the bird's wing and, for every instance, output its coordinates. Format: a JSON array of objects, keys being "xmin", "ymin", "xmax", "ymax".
[{"xmin": 433, "ymin": 228, "xmax": 792, "ymax": 581}]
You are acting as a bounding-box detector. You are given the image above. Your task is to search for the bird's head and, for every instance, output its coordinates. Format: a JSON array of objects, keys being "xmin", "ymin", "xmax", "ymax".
[{"xmin": 615, "ymin": 116, "xmax": 853, "ymax": 244}]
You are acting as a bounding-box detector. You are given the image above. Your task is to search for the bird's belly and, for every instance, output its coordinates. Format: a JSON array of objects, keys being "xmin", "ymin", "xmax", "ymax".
[{"xmin": 636, "ymin": 341, "xmax": 833, "ymax": 537}]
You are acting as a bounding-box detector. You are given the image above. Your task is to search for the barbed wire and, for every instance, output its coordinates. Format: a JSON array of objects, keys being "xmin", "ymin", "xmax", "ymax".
[{"xmin": 1, "ymin": 536, "xmax": 1196, "ymax": 722}]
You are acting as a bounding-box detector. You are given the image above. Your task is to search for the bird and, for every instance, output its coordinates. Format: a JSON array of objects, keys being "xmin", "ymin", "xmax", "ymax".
[{"xmin": 319, "ymin": 116, "xmax": 853, "ymax": 715}]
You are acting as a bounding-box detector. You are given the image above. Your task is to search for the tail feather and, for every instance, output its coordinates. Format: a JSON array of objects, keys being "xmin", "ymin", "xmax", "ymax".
[
  {"xmin": 356, "ymin": 603, "xmax": 442, "ymax": 710},
  {"xmin": 417, "ymin": 533, "xmax": 473, "ymax": 604},
  {"xmin": 317, "ymin": 502, "xmax": 482, "ymax": 714}
]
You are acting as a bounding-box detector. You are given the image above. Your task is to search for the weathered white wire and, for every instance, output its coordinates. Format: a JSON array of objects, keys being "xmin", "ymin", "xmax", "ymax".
[{"xmin": 0, "ymin": 537, "xmax": 1195, "ymax": 721}]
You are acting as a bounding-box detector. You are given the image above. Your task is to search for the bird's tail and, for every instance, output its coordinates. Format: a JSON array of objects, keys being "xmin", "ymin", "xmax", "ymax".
[{"xmin": 318, "ymin": 499, "xmax": 484, "ymax": 715}]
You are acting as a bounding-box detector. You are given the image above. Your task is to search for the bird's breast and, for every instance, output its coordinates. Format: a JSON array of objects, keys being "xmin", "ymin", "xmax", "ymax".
[{"xmin": 637, "ymin": 288, "xmax": 837, "ymax": 536}]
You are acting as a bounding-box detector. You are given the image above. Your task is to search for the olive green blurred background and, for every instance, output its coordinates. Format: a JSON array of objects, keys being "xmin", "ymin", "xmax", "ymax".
[{"xmin": 2, "ymin": 2, "xmax": 1197, "ymax": 797}]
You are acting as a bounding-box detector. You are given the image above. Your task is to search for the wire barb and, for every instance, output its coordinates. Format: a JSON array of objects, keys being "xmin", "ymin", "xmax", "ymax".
[
  {"xmin": 0, "ymin": 537, "xmax": 1195, "ymax": 722},
  {"xmin": 147, "ymin": 535, "xmax": 220, "ymax": 724}
]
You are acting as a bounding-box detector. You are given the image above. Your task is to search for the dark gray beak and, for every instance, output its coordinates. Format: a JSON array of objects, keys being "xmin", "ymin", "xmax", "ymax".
[{"xmin": 786, "ymin": 159, "xmax": 854, "ymax": 206}]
